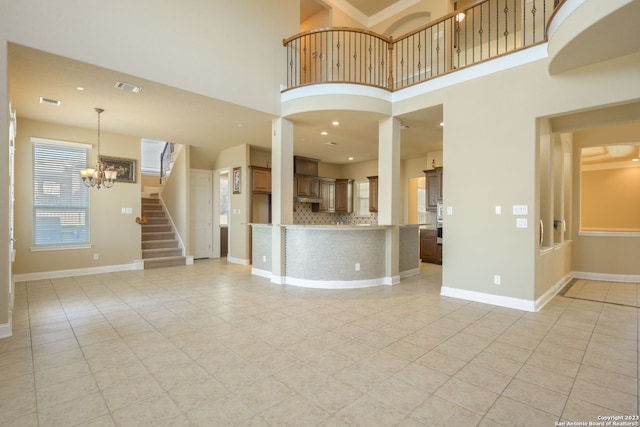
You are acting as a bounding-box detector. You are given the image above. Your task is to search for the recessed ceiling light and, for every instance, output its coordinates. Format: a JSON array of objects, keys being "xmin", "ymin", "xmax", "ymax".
[
  {"xmin": 332, "ymin": 121, "xmax": 340, "ymax": 126},
  {"xmin": 348, "ymin": 157, "xmax": 354, "ymax": 161},
  {"xmin": 39, "ymin": 97, "xmax": 61, "ymax": 106},
  {"xmin": 632, "ymin": 158, "xmax": 639, "ymax": 162},
  {"xmin": 321, "ymin": 131, "xmax": 328, "ymax": 135},
  {"xmin": 76, "ymin": 86, "xmax": 85, "ymax": 91},
  {"xmin": 439, "ymin": 122, "xmax": 444, "ymax": 126},
  {"xmin": 236, "ymin": 123, "xmax": 244, "ymax": 127},
  {"xmin": 401, "ymin": 124, "xmax": 410, "ymax": 130}
]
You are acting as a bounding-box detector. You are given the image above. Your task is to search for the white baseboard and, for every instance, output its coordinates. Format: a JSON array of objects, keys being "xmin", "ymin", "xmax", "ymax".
[
  {"xmin": 572, "ymin": 271, "xmax": 640, "ymax": 283},
  {"xmin": 400, "ymin": 268, "xmax": 419, "ymax": 279},
  {"xmin": 0, "ymin": 322, "xmax": 12, "ymax": 339},
  {"xmin": 227, "ymin": 256, "xmax": 250, "ymax": 266},
  {"xmin": 535, "ymin": 273, "xmax": 572, "ymax": 311},
  {"xmin": 251, "ymin": 268, "xmax": 272, "ymax": 279},
  {"xmin": 186, "ymin": 256, "xmax": 194, "ymax": 265},
  {"xmin": 285, "ymin": 276, "xmax": 394, "ymax": 289},
  {"xmin": 441, "ymin": 286, "xmax": 536, "ymax": 312},
  {"xmin": 12, "ymin": 262, "xmax": 139, "ymax": 283}
]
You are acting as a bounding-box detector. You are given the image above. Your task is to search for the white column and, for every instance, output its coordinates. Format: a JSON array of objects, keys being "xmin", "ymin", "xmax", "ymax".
[
  {"xmin": 378, "ymin": 117, "xmax": 401, "ymax": 225},
  {"xmin": 0, "ymin": 40, "xmax": 10, "ymax": 333},
  {"xmin": 270, "ymin": 117, "xmax": 294, "ymax": 283},
  {"xmin": 378, "ymin": 117, "xmax": 401, "ymax": 284}
]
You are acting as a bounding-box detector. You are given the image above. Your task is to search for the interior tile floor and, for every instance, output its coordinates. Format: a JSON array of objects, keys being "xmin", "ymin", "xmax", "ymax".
[
  {"xmin": 1, "ymin": 259, "xmax": 638, "ymax": 426},
  {"xmin": 564, "ymin": 278, "xmax": 640, "ymax": 308}
]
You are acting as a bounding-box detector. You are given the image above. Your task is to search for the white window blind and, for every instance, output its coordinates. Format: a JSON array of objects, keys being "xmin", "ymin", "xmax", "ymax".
[
  {"xmin": 141, "ymin": 138, "xmax": 165, "ymax": 174},
  {"xmin": 355, "ymin": 180, "xmax": 370, "ymax": 216},
  {"xmin": 32, "ymin": 138, "xmax": 90, "ymax": 247}
]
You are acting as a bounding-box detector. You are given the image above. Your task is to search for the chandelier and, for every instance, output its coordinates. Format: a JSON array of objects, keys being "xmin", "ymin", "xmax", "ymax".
[{"xmin": 80, "ymin": 108, "xmax": 117, "ymax": 189}]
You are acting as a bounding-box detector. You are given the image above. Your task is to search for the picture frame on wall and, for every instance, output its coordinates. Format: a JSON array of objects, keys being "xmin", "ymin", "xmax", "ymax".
[
  {"xmin": 100, "ymin": 156, "xmax": 136, "ymax": 183},
  {"xmin": 233, "ymin": 167, "xmax": 241, "ymax": 194}
]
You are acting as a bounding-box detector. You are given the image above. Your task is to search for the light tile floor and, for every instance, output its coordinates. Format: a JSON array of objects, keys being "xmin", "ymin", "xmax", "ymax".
[
  {"xmin": 1, "ymin": 260, "xmax": 637, "ymax": 426},
  {"xmin": 564, "ymin": 279, "xmax": 640, "ymax": 308}
]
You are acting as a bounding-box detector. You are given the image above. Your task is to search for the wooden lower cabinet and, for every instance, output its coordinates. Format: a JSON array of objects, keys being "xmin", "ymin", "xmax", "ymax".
[{"xmin": 420, "ymin": 229, "xmax": 442, "ymax": 264}]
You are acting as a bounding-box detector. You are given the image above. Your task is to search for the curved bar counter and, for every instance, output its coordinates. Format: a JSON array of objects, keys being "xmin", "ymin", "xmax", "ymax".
[{"xmin": 251, "ymin": 224, "xmax": 420, "ymax": 289}]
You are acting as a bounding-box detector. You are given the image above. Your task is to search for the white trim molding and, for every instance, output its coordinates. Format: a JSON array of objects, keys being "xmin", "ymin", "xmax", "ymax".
[
  {"xmin": 535, "ymin": 273, "xmax": 573, "ymax": 311},
  {"xmin": 251, "ymin": 268, "xmax": 272, "ymax": 279},
  {"xmin": 572, "ymin": 271, "xmax": 640, "ymax": 283},
  {"xmin": 0, "ymin": 323, "xmax": 12, "ymax": 339},
  {"xmin": 12, "ymin": 262, "xmax": 139, "ymax": 283},
  {"xmin": 227, "ymin": 256, "xmax": 250, "ymax": 266},
  {"xmin": 441, "ymin": 286, "xmax": 536, "ymax": 312},
  {"xmin": 285, "ymin": 276, "xmax": 395, "ymax": 289},
  {"xmin": 400, "ymin": 268, "xmax": 419, "ymax": 279}
]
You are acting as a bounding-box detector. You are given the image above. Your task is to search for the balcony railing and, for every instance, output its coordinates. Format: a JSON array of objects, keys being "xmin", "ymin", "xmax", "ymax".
[{"xmin": 283, "ymin": 0, "xmax": 559, "ymax": 91}]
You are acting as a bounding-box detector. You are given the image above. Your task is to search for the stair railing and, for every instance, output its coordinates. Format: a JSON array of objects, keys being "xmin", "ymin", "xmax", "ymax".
[
  {"xmin": 283, "ymin": 0, "xmax": 558, "ymax": 91},
  {"xmin": 135, "ymin": 207, "xmax": 147, "ymax": 225}
]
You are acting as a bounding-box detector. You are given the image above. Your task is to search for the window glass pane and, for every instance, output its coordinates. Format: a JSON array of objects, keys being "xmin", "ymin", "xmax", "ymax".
[
  {"xmin": 33, "ymin": 139, "xmax": 89, "ymax": 246},
  {"xmin": 141, "ymin": 139, "xmax": 165, "ymax": 174},
  {"xmin": 219, "ymin": 173, "xmax": 229, "ymax": 225},
  {"xmin": 355, "ymin": 181, "xmax": 370, "ymax": 216}
]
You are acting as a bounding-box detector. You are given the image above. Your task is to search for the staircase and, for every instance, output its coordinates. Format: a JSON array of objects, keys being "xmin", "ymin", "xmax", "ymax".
[{"xmin": 141, "ymin": 197, "xmax": 186, "ymax": 269}]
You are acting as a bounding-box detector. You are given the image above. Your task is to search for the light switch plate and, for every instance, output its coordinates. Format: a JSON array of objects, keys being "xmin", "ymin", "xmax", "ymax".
[
  {"xmin": 446, "ymin": 206, "xmax": 453, "ymax": 215},
  {"xmin": 513, "ymin": 205, "xmax": 528, "ymax": 215},
  {"xmin": 495, "ymin": 205, "xmax": 502, "ymax": 215}
]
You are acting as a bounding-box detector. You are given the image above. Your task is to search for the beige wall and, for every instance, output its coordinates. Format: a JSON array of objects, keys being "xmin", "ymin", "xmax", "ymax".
[
  {"xmin": 12, "ymin": 119, "xmax": 142, "ymax": 275},
  {"xmin": 161, "ymin": 145, "xmax": 190, "ymax": 255},
  {"xmin": 581, "ymin": 167, "xmax": 640, "ymax": 231}
]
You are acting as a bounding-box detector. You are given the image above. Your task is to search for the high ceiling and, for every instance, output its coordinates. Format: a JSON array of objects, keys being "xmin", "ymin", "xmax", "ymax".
[{"xmin": 9, "ymin": 0, "xmax": 442, "ymax": 169}]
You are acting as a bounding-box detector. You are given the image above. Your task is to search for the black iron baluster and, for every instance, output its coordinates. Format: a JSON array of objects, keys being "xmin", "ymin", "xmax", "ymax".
[
  {"xmin": 479, "ymin": 3, "xmax": 484, "ymax": 61},
  {"xmin": 532, "ymin": 0, "xmax": 537, "ymax": 43},
  {"xmin": 504, "ymin": 0, "xmax": 509, "ymax": 53},
  {"xmin": 513, "ymin": 0, "xmax": 517, "ymax": 50}
]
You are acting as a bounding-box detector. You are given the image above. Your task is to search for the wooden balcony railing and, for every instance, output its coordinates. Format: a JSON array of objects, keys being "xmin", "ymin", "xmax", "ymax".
[{"xmin": 283, "ymin": 0, "xmax": 559, "ymax": 92}]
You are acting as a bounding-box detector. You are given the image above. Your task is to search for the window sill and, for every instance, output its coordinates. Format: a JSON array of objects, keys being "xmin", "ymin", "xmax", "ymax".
[{"xmin": 30, "ymin": 244, "xmax": 92, "ymax": 252}]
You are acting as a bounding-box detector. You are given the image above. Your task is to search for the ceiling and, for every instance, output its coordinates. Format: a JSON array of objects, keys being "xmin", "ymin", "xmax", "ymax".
[
  {"xmin": 300, "ymin": 0, "xmax": 403, "ymax": 22},
  {"xmin": 9, "ymin": 42, "xmax": 442, "ymax": 168}
]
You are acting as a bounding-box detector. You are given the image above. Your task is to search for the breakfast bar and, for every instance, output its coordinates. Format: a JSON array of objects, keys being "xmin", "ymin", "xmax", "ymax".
[{"xmin": 251, "ymin": 224, "xmax": 419, "ymax": 289}]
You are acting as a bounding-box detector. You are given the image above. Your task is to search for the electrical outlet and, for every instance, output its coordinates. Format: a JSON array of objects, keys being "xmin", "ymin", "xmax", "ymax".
[
  {"xmin": 494, "ymin": 275, "xmax": 501, "ymax": 285},
  {"xmin": 262, "ymin": 255, "xmax": 266, "ymax": 263},
  {"xmin": 93, "ymin": 253, "xmax": 99, "ymax": 261},
  {"xmin": 355, "ymin": 263, "xmax": 360, "ymax": 271}
]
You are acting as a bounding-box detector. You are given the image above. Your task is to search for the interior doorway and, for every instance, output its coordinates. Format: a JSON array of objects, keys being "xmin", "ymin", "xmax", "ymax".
[{"xmin": 213, "ymin": 169, "xmax": 230, "ymax": 258}]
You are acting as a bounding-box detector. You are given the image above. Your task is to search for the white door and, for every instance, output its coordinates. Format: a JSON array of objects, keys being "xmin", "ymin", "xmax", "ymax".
[{"xmin": 190, "ymin": 170, "xmax": 213, "ymax": 259}]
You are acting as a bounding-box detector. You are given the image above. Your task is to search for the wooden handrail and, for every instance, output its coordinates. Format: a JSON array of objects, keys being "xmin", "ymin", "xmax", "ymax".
[{"xmin": 283, "ymin": 0, "xmax": 561, "ymax": 92}]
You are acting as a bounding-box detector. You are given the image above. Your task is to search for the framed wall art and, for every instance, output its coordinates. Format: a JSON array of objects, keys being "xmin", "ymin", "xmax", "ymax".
[
  {"xmin": 100, "ymin": 156, "xmax": 136, "ymax": 183},
  {"xmin": 233, "ymin": 167, "xmax": 241, "ymax": 194}
]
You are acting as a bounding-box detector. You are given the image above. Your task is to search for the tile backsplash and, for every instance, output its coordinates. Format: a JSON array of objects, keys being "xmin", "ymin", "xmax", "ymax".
[{"xmin": 293, "ymin": 202, "xmax": 378, "ymax": 225}]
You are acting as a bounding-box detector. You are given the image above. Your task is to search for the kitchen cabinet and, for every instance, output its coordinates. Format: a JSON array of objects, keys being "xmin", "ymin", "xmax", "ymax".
[
  {"xmin": 296, "ymin": 175, "xmax": 320, "ymax": 199},
  {"xmin": 313, "ymin": 178, "xmax": 336, "ymax": 212},
  {"xmin": 335, "ymin": 179, "xmax": 353, "ymax": 213},
  {"xmin": 424, "ymin": 167, "xmax": 443, "ymax": 211},
  {"xmin": 420, "ymin": 228, "xmax": 442, "ymax": 264},
  {"xmin": 250, "ymin": 166, "xmax": 271, "ymax": 193},
  {"xmin": 368, "ymin": 176, "xmax": 378, "ymax": 213},
  {"xmin": 294, "ymin": 156, "xmax": 319, "ymax": 176}
]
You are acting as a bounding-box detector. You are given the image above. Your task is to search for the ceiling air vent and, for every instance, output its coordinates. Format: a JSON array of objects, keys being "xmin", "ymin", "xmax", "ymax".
[
  {"xmin": 39, "ymin": 96, "xmax": 61, "ymax": 106},
  {"xmin": 114, "ymin": 81, "xmax": 143, "ymax": 93}
]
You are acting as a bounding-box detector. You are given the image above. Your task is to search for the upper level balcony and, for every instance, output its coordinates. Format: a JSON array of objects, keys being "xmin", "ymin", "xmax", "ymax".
[{"xmin": 283, "ymin": 0, "xmax": 563, "ymax": 92}]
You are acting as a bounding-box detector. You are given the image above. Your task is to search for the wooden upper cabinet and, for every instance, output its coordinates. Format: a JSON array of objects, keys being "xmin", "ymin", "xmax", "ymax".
[
  {"xmin": 296, "ymin": 175, "xmax": 320, "ymax": 199},
  {"xmin": 313, "ymin": 178, "xmax": 336, "ymax": 212},
  {"xmin": 251, "ymin": 166, "xmax": 271, "ymax": 193},
  {"xmin": 335, "ymin": 179, "xmax": 353, "ymax": 213},
  {"xmin": 367, "ymin": 176, "xmax": 378, "ymax": 213},
  {"xmin": 424, "ymin": 167, "xmax": 442, "ymax": 210},
  {"xmin": 294, "ymin": 156, "xmax": 319, "ymax": 176}
]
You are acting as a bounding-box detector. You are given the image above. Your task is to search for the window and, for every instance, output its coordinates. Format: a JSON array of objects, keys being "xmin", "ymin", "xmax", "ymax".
[
  {"xmin": 140, "ymin": 138, "xmax": 166, "ymax": 174},
  {"xmin": 32, "ymin": 138, "xmax": 90, "ymax": 247},
  {"xmin": 355, "ymin": 180, "xmax": 370, "ymax": 216},
  {"xmin": 219, "ymin": 172, "xmax": 229, "ymax": 225}
]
